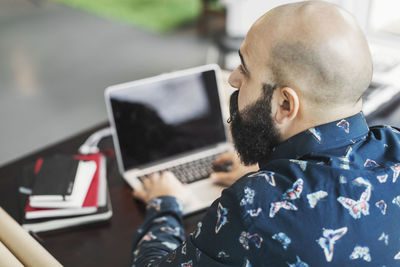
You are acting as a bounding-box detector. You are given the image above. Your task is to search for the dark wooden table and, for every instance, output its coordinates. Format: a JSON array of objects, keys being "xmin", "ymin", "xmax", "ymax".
[
  {"xmin": 0, "ymin": 123, "xmax": 204, "ymax": 267},
  {"xmin": 1, "ymin": 102, "xmax": 398, "ymax": 267}
]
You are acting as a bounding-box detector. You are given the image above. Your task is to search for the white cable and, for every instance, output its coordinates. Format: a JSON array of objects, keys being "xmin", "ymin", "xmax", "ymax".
[{"xmin": 78, "ymin": 127, "xmax": 112, "ymax": 155}]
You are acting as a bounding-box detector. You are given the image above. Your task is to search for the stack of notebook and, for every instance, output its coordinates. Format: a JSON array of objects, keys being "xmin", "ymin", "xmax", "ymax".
[{"xmin": 18, "ymin": 153, "xmax": 112, "ymax": 233}]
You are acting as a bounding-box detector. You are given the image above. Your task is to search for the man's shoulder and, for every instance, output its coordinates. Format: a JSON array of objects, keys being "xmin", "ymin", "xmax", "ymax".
[
  {"xmin": 227, "ymin": 169, "xmax": 301, "ymax": 210},
  {"xmin": 363, "ymin": 125, "xmax": 400, "ymax": 165},
  {"xmin": 370, "ymin": 125, "xmax": 400, "ymax": 133},
  {"xmin": 369, "ymin": 125, "xmax": 400, "ymax": 141}
]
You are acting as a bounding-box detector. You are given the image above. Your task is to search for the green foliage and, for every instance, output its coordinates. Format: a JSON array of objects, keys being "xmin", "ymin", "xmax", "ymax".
[{"xmin": 52, "ymin": 0, "xmax": 202, "ymax": 33}]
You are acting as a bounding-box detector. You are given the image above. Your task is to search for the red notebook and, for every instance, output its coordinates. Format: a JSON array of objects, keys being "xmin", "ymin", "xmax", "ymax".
[{"xmin": 24, "ymin": 153, "xmax": 103, "ymax": 219}]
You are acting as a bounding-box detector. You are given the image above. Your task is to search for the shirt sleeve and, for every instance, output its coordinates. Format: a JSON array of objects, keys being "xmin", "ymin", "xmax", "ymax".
[
  {"xmin": 132, "ymin": 184, "xmax": 249, "ymax": 267},
  {"xmin": 132, "ymin": 196, "xmax": 185, "ymax": 267}
]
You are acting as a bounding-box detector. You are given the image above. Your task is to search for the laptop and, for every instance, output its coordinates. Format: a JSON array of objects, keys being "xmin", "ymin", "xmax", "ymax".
[{"xmin": 105, "ymin": 64, "xmax": 232, "ymax": 215}]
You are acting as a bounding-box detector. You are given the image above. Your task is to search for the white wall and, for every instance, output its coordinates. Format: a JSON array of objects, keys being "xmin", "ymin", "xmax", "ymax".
[{"xmin": 223, "ymin": 0, "xmax": 371, "ymax": 37}]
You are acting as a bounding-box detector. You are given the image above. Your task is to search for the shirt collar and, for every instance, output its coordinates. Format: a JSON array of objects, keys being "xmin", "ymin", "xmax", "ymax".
[{"xmin": 259, "ymin": 112, "xmax": 369, "ymax": 168}]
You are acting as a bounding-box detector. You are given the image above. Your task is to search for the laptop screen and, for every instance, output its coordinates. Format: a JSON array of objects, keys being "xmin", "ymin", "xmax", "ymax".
[{"xmin": 109, "ymin": 68, "xmax": 226, "ymax": 171}]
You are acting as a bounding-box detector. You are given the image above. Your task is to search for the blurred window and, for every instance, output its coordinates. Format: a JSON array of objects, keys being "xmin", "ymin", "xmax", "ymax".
[{"xmin": 369, "ymin": 0, "xmax": 400, "ymax": 37}]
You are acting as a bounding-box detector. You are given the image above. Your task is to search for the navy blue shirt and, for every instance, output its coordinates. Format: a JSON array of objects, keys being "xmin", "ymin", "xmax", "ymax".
[{"xmin": 132, "ymin": 113, "xmax": 400, "ymax": 266}]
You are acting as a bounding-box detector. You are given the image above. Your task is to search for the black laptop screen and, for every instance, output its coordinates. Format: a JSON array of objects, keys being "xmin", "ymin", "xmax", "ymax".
[{"xmin": 109, "ymin": 69, "xmax": 226, "ymax": 171}]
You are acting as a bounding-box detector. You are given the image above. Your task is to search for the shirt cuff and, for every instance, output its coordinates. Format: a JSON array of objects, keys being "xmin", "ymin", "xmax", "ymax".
[{"xmin": 145, "ymin": 196, "xmax": 184, "ymax": 219}]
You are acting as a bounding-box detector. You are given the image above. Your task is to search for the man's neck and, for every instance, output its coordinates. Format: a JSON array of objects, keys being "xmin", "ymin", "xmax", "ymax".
[{"xmin": 281, "ymin": 102, "xmax": 363, "ymax": 142}]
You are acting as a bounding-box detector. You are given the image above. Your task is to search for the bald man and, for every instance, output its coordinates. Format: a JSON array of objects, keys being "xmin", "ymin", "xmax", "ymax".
[{"xmin": 131, "ymin": 1, "xmax": 400, "ymax": 266}]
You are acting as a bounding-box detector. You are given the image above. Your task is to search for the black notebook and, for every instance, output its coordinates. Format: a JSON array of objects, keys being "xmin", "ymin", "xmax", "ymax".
[
  {"xmin": 17, "ymin": 154, "xmax": 112, "ymax": 233},
  {"xmin": 30, "ymin": 155, "xmax": 80, "ymax": 201}
]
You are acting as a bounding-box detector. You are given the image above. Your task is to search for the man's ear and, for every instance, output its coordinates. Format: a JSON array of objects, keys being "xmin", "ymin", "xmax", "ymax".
[{"xmin": 273, "ymin": 87, "xmax": 300, "ymax": 125}]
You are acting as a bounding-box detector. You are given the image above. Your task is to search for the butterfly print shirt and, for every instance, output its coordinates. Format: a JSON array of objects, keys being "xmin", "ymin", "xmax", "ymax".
[{"xmin": 132, "ymin": 112, "xmax": 400, "ymax": 266}]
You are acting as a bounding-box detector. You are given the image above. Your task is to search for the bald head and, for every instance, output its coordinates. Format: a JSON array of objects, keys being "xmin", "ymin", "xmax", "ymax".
[{"xmin": 253, "ymin": 1, "xmax": 372, "ymax": 108}]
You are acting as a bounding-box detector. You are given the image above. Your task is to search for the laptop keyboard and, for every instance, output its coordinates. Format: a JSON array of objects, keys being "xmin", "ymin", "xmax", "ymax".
[{"xmin": 138, "ymin": 154, "xmax": 219, "ymax": 184}]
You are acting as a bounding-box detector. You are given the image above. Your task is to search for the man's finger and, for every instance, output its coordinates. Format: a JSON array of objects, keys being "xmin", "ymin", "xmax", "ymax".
[
  {"xmin": 149, "ymin": 172, "xmax": 160, "ymax": 181},
  {"xmin": 214, "ymin": 152, "xmax": 235, "ymax": 164},
  {"xmin": 142, "ymin": 176, "xmax": 152, "ymax": 189},
  {"xmin": 167, "ymin": 171, "xmax": 182, "ymax": 181},
  {"xmin": 162, "ymin": 171, "xmax": 176, "ymax": 179},
  {"xmin": 210, "ymin": 171, "xmax": 234, "ymax": 186},
  {"xmin": 132, "ymin": 189, "xmax": 147, "ymax": 202}
]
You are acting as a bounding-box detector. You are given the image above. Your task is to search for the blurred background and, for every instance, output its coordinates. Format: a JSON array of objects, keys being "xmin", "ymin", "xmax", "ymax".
[{"xmin": 1, "ymin": 0, "xmax": 400, "ymax": 166}]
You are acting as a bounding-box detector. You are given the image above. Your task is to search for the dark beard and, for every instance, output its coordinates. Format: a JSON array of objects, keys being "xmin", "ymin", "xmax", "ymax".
[{"xmin": 228, "ymin": 83, "xmax": 281, "ymax": 165}]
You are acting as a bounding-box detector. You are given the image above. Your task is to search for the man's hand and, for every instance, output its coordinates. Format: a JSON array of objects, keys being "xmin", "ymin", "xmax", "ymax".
[
  {"xmin": 210, "ymin": 152, "xmax": 259, "ymax": 186},
  {"xmin": 132, "ymin": 171, "xmax": 189, "ymax": 204}
]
